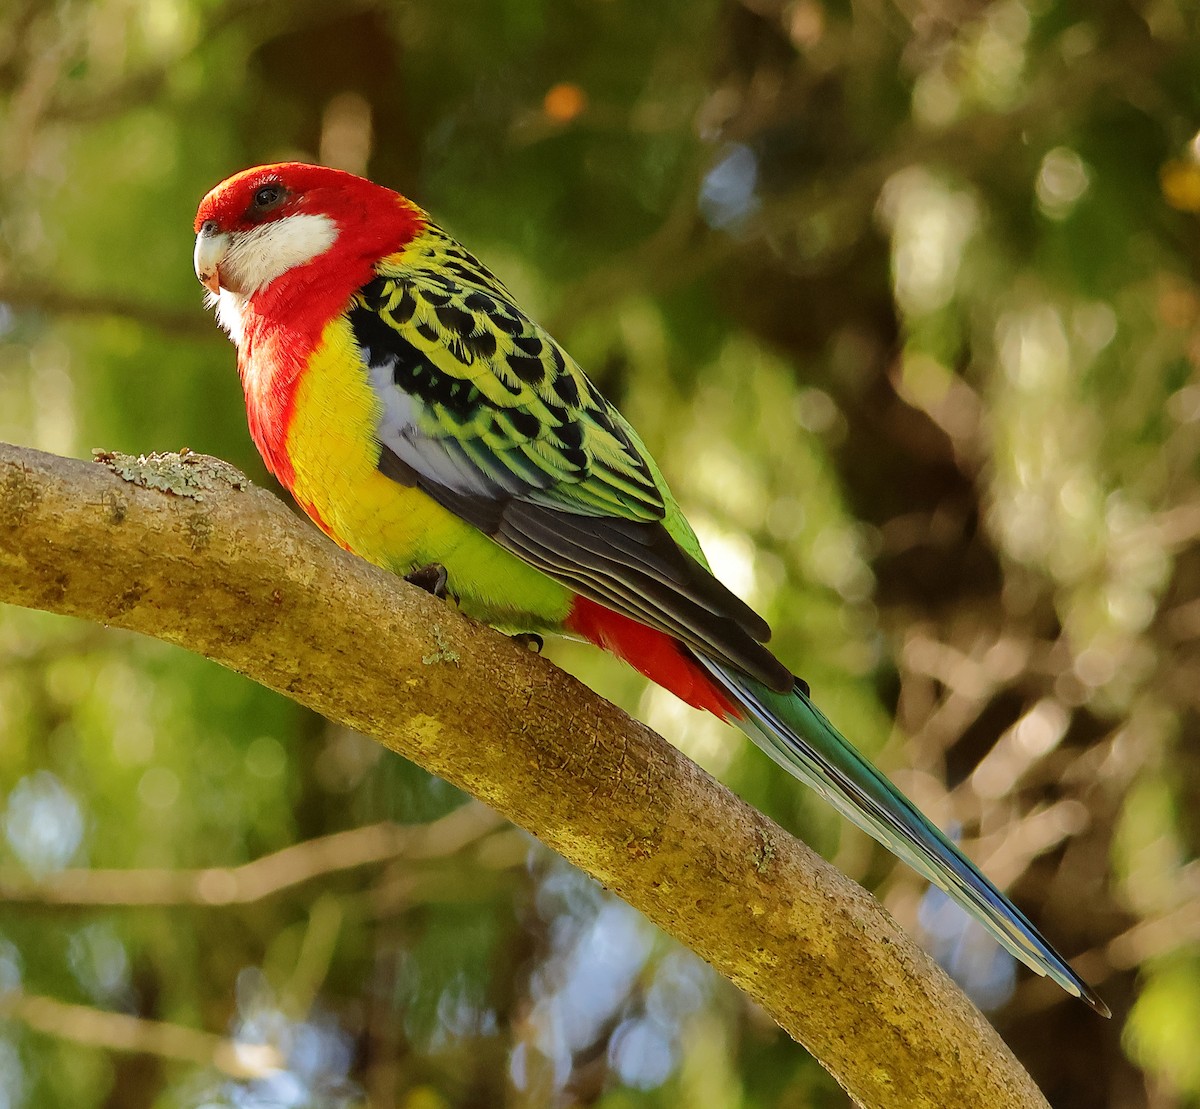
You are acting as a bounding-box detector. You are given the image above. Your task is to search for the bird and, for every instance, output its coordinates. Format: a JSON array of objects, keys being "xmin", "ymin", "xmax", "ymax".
[{"xmin": 194, "ymin": 162, "xmax": 1108, "ymax": 1016}]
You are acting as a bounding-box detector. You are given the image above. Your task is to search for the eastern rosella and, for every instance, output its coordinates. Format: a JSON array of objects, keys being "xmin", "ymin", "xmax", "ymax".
[{"xmin": 194, "ymin": 163, "xmax": 1107, "ymax": 1015}]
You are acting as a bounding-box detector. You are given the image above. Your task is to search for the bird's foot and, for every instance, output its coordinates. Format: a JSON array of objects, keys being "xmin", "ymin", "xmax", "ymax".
[
  {"xmin": 404, "ymin": 563, "xmax": 449, "ymax": 600},
  {"xmin": 510, "ymin": 632, "xmax": 544, "ymax": 654}
]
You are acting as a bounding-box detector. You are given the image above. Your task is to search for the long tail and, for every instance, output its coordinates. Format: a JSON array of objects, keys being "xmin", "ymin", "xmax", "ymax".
[{"xmin": 696, "ymin": 657, "xmax": 1110, "ymax": 1016}]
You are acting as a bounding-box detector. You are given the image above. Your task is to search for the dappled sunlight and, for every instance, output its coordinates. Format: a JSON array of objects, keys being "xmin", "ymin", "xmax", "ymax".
[
  {"xmin": 319, "ymin": 93, "xmax": 373, "ymax": 178},
  {"xmin": 1036, "ymin": 148, "xmax": 1092, "ymax": 221},
  {"xmin": 878, "ymin": 168, "xmax": 979, "ymax": 318},
  {"xmin": 1, "ymin": 0, "xmax": 1198, "ymax": 1103},
  {"xmin": 699, "ymin": 143, "xmax": 761, "ymax": 232},
  {"xmin": 691, "ymin": 515, "xmax": 758, "ymax": 603},
  {"xmin": 194, "ymin": 967, "xmax": 358, "ymax": 1107},
  {"xmin": 971, "ymin": 699, "xmax": 1071, "ymax": 801},
  {"xmin": 4, "ymin": 771, "xmax": 85, "ymax": 876},
  {"xmin": 67, "ymin": 922, "xmax": 132, "ymax": 1008},
  {"xmin": 503, "ymin": 857, "xmax": 722, "ymax": 1103},
  {"xmin": 918, "ymin": 886, "xmax": 1018, "ymax": 1012},
  {"xmin": 982, "ymin": 292, "xmax": 1176, "ymax": 716},
  {"xmin": 640, "ymin": 685, "xmax": 735, "ymax": 776},
  {"xmin": 0, "ymin": 1039, "xmax": 27, "ymax": 1109}
]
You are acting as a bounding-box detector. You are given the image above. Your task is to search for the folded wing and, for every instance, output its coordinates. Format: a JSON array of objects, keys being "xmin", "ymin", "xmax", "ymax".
[{"xmin": 350, "ymin": 233, "xmax": 790, "ymax": 691}]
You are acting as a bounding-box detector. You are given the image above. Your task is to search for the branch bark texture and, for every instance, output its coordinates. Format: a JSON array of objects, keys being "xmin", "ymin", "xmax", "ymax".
[{"xmin": 0, "ymin": 442, "xmax": 1049, "ymax": 1109}]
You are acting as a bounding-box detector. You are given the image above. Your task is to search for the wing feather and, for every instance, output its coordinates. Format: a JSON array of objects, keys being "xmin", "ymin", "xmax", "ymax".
[{"xmin": 356, "ymin": 228, "xmax": 791, "ymax": 692}]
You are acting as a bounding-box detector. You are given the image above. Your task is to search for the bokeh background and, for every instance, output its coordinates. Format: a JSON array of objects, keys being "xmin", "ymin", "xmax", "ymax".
[{"xmin": 1, "ymin": 1, "xmax": 1199, "ymax": 1106}]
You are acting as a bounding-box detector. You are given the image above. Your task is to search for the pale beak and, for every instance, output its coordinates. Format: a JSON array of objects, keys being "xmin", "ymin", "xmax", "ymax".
[{"xmin": 194, "ymin": 226, "xmax": 232, "ymax": 295}]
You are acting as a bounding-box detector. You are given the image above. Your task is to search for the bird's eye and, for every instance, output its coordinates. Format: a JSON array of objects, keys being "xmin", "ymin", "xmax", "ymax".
[{"xmin": 251, "ymin": 184, "xmax": 285, "ymax": 212}]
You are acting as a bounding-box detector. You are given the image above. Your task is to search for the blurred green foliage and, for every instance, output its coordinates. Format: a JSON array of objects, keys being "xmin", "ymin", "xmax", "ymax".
[{"xmin": 1, "ymin": 0, "xmax": 1199, "ymax": 1106}]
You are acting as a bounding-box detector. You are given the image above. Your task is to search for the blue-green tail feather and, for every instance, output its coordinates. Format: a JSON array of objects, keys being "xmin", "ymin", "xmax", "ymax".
[{"xmin": 698, "ymin": 659, "xmax": 1109, "ymax": 1016}]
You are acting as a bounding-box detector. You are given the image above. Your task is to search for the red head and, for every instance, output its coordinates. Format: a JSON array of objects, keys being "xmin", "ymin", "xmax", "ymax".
[{"xmin": 193, "ymin": 162, "xmax": 425, "ymax": 301}]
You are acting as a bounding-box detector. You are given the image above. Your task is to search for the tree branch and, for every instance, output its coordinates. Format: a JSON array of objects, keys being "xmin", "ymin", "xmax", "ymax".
[
  {"xmin": 0, "ymin": 441, "xmax": 1050, "ymax": 1109},
  {"xmin": 0, "ymin": 802, "xmax": 505, "ymax": 908},
  {"xmin": 0, "ymin": 990, "xmax": 281, "ymax": 1079},
  {"xmin": 0, "ymin": 280, "xmax": 214, "ymax": 338}
]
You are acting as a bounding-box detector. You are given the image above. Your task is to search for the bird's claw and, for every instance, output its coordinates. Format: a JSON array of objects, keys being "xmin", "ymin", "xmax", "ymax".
[
  {"xmin": 404, "ymin": 563, "xmax": 449, "ymax": 600},
  {"xmin": 510, "ymin": 632, "xmax": 544, "ymax": 654}
]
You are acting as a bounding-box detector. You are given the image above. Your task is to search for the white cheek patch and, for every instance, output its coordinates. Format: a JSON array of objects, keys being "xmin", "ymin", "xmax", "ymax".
[{"xmin": 221, "ymin": 212, "xmax": 339, "ymax": 298}]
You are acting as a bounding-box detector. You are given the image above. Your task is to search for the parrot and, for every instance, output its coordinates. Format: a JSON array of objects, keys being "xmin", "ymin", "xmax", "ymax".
[{"xmin": 193, "ymin": 162, "xmax": 1108, "ymax": 1016}]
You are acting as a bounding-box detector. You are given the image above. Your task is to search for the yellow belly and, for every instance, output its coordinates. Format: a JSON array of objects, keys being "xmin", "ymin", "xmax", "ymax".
[{"xmin": 282, "ymin": 317, "xmax": 573, "ymax": 630}]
